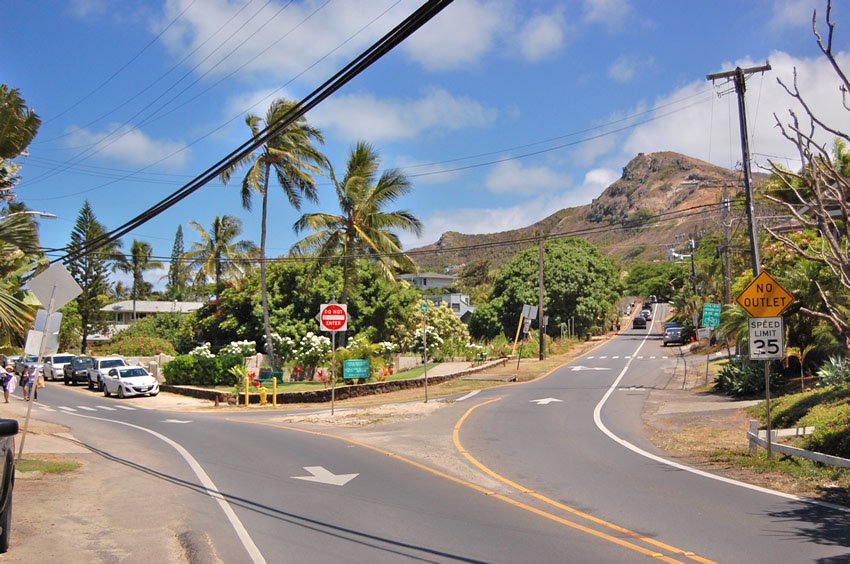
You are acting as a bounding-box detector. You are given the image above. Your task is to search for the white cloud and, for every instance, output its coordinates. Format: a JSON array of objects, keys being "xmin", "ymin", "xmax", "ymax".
[
  {"xmin": 608, "ymin": 55, "xmax": 654, "ymax": 83},
  {"xmin": 159, "ymin": 0, "xmax": 416, "ymax": 79},
  {"xmin": 769, "ymin": 0, "xmax": 821, "ymax": 30},
  {"xmin": 518, "ymin": 8, "xmax": 567, "ymax": 62},
  {"xmin": 583, "ymin": 0, "xmax": 634, "ymax": 28},
  {"xmin": 65, "ymin": 124, "xmax": 189, "ymax": 168},
  {"xmin": 69, "ymin": 0, "xmax": 107, "ymax": 18},
  {"xmin": 311, "ymin": 87, "xmax": 497, "ymax": 142},
  {"xmin": 485, "ymin": 160, "xmax": 571, "ymax": 195},
  {"xmin": 401, "ymin": 0, "xmax": 508, "ymax": 70},
  {"xmin": 404, "ymin": 167, "xmax": 616, "ymax": 247},
  {"xmin": 621, "ymin": 50, "xmax": 850, "ymax": 171}
]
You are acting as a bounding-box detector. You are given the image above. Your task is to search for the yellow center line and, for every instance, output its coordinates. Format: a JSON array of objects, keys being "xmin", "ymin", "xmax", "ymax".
[
  {"xmin": 239, "ymin": 418, "xmax": 683, "ymax": 563},
  {"xmin": 453, "ymin": 398, "xmax": 716, "ymax": 564}
]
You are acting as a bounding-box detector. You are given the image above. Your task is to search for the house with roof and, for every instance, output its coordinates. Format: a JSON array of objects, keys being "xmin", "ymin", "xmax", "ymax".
[
  {"xmin": 90, "ymin": 300, "xmax": 204, "ymax": 341},
  {"xmin": 424, "ymin": 293, "xmax": 476, "ymax": 322},
  {"xmin": 399, "ymin": 272, "xmax": 457, "ymax": 290}
]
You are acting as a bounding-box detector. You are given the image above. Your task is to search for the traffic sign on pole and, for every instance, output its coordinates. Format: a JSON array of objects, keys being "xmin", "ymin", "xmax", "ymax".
[
  {"xmin": 319, "ymin": 303, "xmax": 348, "ymax": 332},
  {"xmin": 701, "ymin": 303, "xmax": 721, "ymax": 328},
  {"xmin": 748, "ymin": 317, "xmax": 784, "ymax": 360},
  {"xmin": 735, "ymin": 271, "xmax": 794, "ymax": 317}
]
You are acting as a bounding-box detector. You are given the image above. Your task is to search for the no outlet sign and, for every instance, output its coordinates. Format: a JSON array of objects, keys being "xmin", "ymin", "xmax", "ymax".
[{"xmin": 319, "ymin": 303, "xmax": 348, "ymax": 332}]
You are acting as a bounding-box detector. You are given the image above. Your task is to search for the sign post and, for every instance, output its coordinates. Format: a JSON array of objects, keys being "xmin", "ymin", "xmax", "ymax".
[
  {"xmin": 319, "ymin": 302, "xmax": 348, "ymax": 415},
  {"xmin": 421, "ymin": 302, "xmax": 428, "ymax": 403},
  {"xmin": 735, "ymin": 271, "xmax": 794, "ymax": 459}
]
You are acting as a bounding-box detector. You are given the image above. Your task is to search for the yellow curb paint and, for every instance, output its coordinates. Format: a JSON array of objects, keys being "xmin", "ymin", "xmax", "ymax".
[
  {"xmin": 241, "ymin": 418, "xmax": 688, "ymax": 563},
  {"xmin": 453, "ymin": 398, "xmax": 716, "ymax": 564}
]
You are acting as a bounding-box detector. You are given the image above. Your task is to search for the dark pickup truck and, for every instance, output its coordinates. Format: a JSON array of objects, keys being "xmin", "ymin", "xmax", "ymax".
[{"xmin": 0, "ymin": 419, "xmax": 17, "ymax": 552}]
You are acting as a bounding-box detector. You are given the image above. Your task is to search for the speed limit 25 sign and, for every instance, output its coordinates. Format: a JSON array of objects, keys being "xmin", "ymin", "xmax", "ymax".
[{"xmin": 748, "ymin": 317, "xmax": 784, "ymax": 360}]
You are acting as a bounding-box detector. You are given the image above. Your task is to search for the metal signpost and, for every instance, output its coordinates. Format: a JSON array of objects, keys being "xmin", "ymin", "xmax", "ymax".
[
  {"xmin": 19, "ymin": 264, "xmax": 82, "ymax": 458},
  {"xmin": 318, "ymin": 302, "xmax": 347, "ymax": 415},
  {"xmin": 735, "ymin": 271, "xmax": 794, "ymax": 458},
  {"xmin": 421, "ymin": 302, "xmax": 428, "ymax": 403}
]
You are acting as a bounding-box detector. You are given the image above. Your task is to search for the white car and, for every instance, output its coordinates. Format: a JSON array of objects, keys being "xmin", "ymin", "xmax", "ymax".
[
  {"xmin": 102, "ymin": 366, "xmax": 159, "ymax": 398},
  {"xmin": 87, "ymin": 357, "xmax": 127, "ymax": 391},
  {"xmin": 42, "ymin": 354, "xmax": 76, "ymax": 381}
]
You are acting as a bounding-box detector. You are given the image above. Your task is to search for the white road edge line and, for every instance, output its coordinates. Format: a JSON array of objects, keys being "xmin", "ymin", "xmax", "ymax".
[
  {"xmin": 593, "ymin": 311, "xmax": 850, "ymax": 514},
  {"xmin": 455, "ymin": 390, "xmax": 481, "ymax": 402},
  {"xmin": 61, "ymin": 412, "xmax": 266, "ymax": 562}
]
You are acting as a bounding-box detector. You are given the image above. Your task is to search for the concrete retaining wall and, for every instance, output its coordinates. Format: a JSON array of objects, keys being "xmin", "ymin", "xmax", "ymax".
[{"xmin": 162, "ymin": 358, "xmax": 508, "ymax": 405}]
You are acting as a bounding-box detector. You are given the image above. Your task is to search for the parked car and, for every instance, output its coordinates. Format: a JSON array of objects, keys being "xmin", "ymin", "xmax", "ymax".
[
  {"xmin": 42, "ymin": 354, "xmax": 76, "ymax": 381},
  {"xmin": 63, "ymin": 356, "xmax": 94, "ymax": 385},
  {"xmin": 663, "ymin": 327, "xmax": 685, "ymax": 346},
  {"xmin": 0, "ymin": 418, "xmax": 17, "ymax": 553},
  {"xmin": 87, "ymin": 357, "xmax": 127, "ymax": 391},
  {"xmin": 632, "ymin": 316, "xmax": 647, "ymax": 329},
  {"xmin": 13, "ymin": 355, "xmax": 41, "ymax": 377},
  {"xmin": 102, "ymin": 366, "xmax": 159, "ymax": 398}
]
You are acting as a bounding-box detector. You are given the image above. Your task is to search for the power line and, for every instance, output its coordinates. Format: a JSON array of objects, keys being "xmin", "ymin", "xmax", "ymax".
[{"xmin": 56, "ymin": 0, "xmax": 456, "ymax": 266}]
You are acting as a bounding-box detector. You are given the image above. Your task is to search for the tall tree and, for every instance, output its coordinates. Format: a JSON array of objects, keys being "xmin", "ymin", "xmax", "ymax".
[
  {"xmin": 113, "ymin": 240, "xmax": 163, "ymax": 320},
  {"xmin": 66, "ymin": 201, "xmax": 122, "ymax": 352},
  {"xmin": 0, "ymin": 84, "xmax": 41, "ymax": 199},
  {"xmin": 185, "ymin": 215, "xmax": 255, "ymax": 295},
  {"xmin": 165, "ymin": 225, "xmax": 190, "ymax": 300},
  {"xmin": 763, "ymin": 0, "xmax": 850, "ymax": 347},
  {"xmin": 291, "ymin": 141, "xmax": 422, "ymax": 305},
  {"xmin": 219, "ymin": 98, "xmax": 325, "ymax": 368},
  {"xmin": 0, "ymin": 212, "xmax": 41, "ymax": 346}
]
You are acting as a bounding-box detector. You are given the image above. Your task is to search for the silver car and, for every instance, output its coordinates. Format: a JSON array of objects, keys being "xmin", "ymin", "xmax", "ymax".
[{"xmin": 42, "ymin": 354, "xmax": 76, "ymax": 381}]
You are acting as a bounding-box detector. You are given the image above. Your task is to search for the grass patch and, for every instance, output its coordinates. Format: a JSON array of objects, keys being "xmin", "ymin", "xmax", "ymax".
[{"xmin": 17, "ymin": 458, "xmax": 81, "ymax": 475}]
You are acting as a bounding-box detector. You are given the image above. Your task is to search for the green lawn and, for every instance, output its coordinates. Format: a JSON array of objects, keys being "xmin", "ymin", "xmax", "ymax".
[{"xmin": 213, "ymin": 362, "xmax": 440, "ymax": 393}]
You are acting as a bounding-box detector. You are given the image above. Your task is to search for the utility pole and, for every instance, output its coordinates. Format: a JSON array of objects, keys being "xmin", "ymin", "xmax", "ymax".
[
  {"xmin": 688, "ymin": 235, "xmax": 698, "ymax": 295},
  {"xmin": 538, "ymin": 235, "xmax": 545, "ymax": 361},
  {"xmin": 707, "ymin": 63, "xmax": 771, "ymax": 277},
  {"xmin": 722, "ymin": 184, "xmax": 733, "ymax": 303}
]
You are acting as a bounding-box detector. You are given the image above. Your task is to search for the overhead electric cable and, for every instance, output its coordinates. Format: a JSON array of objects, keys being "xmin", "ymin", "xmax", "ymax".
[{"xmin": 57, "ymin": 0, "xmax": 455, "ymax": 265}]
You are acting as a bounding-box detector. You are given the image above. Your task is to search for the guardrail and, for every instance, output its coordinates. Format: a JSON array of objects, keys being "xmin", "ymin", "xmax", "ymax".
[{"xmin": 747, "ymin": 420, "xmax": 850, "ymax": 469}]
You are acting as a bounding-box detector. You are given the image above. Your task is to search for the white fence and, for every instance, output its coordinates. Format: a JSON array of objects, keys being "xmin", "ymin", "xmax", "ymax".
[{"xmin": 747, "ymin": 420, "xmax": 850, "ymax": 469}]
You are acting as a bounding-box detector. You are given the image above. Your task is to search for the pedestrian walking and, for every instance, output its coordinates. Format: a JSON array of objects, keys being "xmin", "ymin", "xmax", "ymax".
[
  {"xmin": 0, "ymin": 367, "xmax": 9, "ymax": 403},
  {"xmin": 23, "ymin": 364, "xmax": 38, "ymax": 401},
  {"xmin": 3, "ymin": 366, "xmax": 16, "ymax": 402}
]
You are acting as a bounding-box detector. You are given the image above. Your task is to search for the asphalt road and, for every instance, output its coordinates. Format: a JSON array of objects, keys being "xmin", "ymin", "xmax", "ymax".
[
  {"xmin": 456, "ymin": 303, "xmax": 850, "ymax": 563},
  {"xmin": 18, "ymin": 306, "xmax": 850, "ymax": 562}
]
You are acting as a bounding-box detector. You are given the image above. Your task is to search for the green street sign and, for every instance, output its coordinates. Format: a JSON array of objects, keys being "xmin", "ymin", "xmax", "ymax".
[
  {"xmin": 421, "ymin": 302, "xmax": 428, "ymax": 312},
  {"xmin": 702, "ymin": 303, "xmax": 721, "ymax": 328},
  {"xmin": 344, "ymin": 359, "xmax": 370, "ymax": 379}
]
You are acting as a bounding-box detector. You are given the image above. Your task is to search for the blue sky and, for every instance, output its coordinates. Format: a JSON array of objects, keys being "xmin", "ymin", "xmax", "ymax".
[{"xmin": 4, "ymin": 0, "xmax": 849, "ymax": 288}]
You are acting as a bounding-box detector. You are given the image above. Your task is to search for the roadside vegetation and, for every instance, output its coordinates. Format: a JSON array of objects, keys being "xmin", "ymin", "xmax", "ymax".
[{"xmin": 17, "ymin": 458, "xmax": 82, "ymax": 475}]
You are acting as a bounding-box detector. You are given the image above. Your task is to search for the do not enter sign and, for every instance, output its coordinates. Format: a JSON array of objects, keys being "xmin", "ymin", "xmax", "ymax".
[{"xmin": 319, "ymin": 303, "xmax": 348, "ymax": 332}]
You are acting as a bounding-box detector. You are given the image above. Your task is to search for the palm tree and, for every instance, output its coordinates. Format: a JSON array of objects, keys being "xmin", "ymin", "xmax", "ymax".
[
  {"xmin": 0, "ymin": 213, "xmax": 41, "ymax": 345},
  {"xmin": 219, "ymin": 98, "xmax": 325, "ymax": 368},
  {"xmin": 291, "ymin": 141, "xmax": 422, "ymax": 304},
  {"xmin": 113, "ymin": 240, "xmax": 163, "ymax": 321},
  {"xmin": 185, "ymin": 215, "xmax": 256, "ymax": 295}
]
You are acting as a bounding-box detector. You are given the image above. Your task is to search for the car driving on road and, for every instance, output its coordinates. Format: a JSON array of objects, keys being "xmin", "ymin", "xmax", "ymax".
[
  {"xmin": 87, "ymin": 357, "xmax": 127, "ymax": 391},
  {"xmin": 632, "ymin": 315, "xmax": 647, "ymax": 329},
  {"xmin": 42, "ymin": 354, "xmax": 76, "ymax": 381},
  {"xmin": 63, "ymin": 356, "xmax": 94, "ymax": 385},
  {"xmin": 663, "ymin": 327, "xmax": 684, "ymax": 346},
  {"xmin": 102, "ymin": 366, "xmax": 159, "ymax": 398}
]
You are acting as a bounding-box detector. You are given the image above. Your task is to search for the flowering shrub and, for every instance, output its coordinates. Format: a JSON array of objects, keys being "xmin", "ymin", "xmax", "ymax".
[
  {"xmin": 465, "ymin": 343, "xmax": 488, "ymax": 363},
  {"xmin": 221, "ymin": 340, "xmax": 256, "ymax": 357},
  {"xmin": 271, "ymin": 333, "xmax": 296, "ymax": 363},
  {"xmin": 189, "ymin": 342, "xmax": 215, "ymax": 359},
  {"xmin": 412, "ymin": 326, "xmax": 443, "ymax": 361},
  {"xmin": 376, "ymin": 341, "xmax": 398, "ymax": 367},
  {"xmin": 294, "ymin": 332, "xmax": 332, "ymax": 378}
]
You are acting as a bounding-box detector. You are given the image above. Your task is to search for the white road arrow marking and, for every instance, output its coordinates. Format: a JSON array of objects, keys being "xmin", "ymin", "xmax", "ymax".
[
  {"xmin": 163, "ymin": 419, "xmax": 192, "ymax": 424},
  {"xmin": 530, "ymin": 398, "xmax": 563, "ymax": 405},
  {"xmin": 292, "ymin": 466, "xmax": 359, "ymax": 486},
  {"xmin": 570, "ymin": 366, "xmax": 611, "ymax": 371}
]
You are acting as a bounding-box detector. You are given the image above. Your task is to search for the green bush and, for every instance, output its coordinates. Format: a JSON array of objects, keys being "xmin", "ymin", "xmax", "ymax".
[
  {"xmin": 817, "ymin": 356, "xmax": 850, "ymax": 387},
  {"xmin": 715, "ymin": 361, "xmax": 771, "ymax": 397},
  {"xmin": 162, "ymin": 352, "xmax": 244, "ymax": 386},
  {"xmin": 802, "ymin": 402, "xmax": 850, "ymax": 459},
  {"xmin": 107, "ymin": 334, "xmax": 177, "ymax": 357},
  {"xmin": 162, "ymin": 355, "xmax": 197, "ymax": 385}
]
